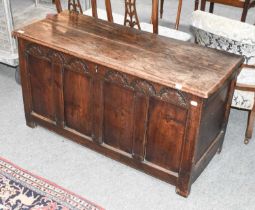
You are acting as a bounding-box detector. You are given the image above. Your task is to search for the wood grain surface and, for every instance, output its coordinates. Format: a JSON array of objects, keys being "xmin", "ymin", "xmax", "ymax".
[{"xmin": 13, "ymin": 11, "xmax": 243, "ymax": 98}]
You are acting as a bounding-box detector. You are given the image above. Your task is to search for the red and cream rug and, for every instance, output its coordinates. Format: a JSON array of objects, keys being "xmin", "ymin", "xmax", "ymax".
[{"xmin": 0, "ymin": 157, "xmax": 104, "ymax": 210}]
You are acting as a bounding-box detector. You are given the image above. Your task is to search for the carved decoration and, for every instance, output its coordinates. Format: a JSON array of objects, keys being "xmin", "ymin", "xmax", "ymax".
[
  {"xmin": 159, "ymin": 87, "xmax": 188, "ymax": 108},
  {"xmin": 131, "ymin": 79, "xmax": 156, "ymax": 96},
  {"xmin": 68, "ymin": 0, "xmax": 83, "ymax": 14},
  {"xmin": 51, "ymin": 52, "xmax": 64, "ymax": 65},
  {"xmin": 25, "ymin": 45, "xmax": 50, "ymax": 61},
  {"xmin": 65, "ymin": 59, "xmax": 89, "ymax": 74},
  {"xmin": 104, "ymin": 70, "xmax": 129, "ymax": 87},
  {"xmin": 124, "ymin": 0, "xmax": 141, "ymax": 29}
]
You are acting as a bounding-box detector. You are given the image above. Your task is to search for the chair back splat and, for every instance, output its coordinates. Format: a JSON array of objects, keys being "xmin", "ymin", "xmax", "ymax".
[
  {"xmin": 124, "ymin": 0, "xmax": 141, "ymax": 29},
  {"xmin": 55, "ymin": 0, "xmax": 113, "ymax": 22},
  {"xmin": 68, "ymin": 0, "xmax": 83, "ymax": 14}
]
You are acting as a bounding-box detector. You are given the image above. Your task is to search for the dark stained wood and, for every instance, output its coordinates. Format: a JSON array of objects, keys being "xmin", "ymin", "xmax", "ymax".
[
  {"xmin": 124, "ymin": 0, "xmax": 141, "ymax": 29},
  {"xmin": 146, "ymin": 97, "xmax": 188, "ymax": 172},
  {"xmin": 152, "ymin": 0, "xmax": 159, "ymax": 34},
  {"xmin": 92, "ymin": 65, "xmax": 104, "ymax": 144},
  {"xmin": 14, "ymin": 13, "xmax": 243, "ymax": 197},
  {"xmin": 200, "ymin": 0, "xmax": 255, "ymax": 22},
  {"xmin": 103, "ymin": 76, "xmax": 135, "ymax": 154},
  {"xmin": 27, "ymin": 52, "xmax": 55, "ymax": 121},
  {"xmin": 194, "ymin": 81, "xmax": 229, "ymax": 162},
  {"xmin": 51, "ymin": 52, "xmax": 65, "ymax": 128},
  {"xmin": 63, "ymin": 62, "xmax": 92, "ymax": 136},
  {"xmin": 195, "ymin": 0, "xmax": 199, "ymax": 10},
  {"xmin": 132, "ymin": 94, "xmax": 149, "ymax": 161}
]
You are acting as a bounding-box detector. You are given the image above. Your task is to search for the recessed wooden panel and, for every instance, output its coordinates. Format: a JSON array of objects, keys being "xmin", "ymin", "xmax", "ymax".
[
  {"xmin": 146, "ymin": 98, "xmax": 188, "ymax": 172},
  {"xmin": 195, "ymin": 86, "xmax": 229, "ymax": 162},
  {"xmin": 103, "ymin": 82, "xmax": 134, "ymax": 154},
  {"xmin": 28, "ymin": 55, "xmax": 55, "ymax": 120},
  {"xmin": 64, "ymin": 69, "xmax": 92, "ymax": 136}
]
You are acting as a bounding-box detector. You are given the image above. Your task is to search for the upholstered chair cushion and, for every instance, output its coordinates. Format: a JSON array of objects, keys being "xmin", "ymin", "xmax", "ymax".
[
  {"xmin": 237, "ymin": 67, "xmax": 255, "ymax": 86},
  {"xmin": 232, "ymin": 90, "xmax": 254, "ymax": 110},
  {"xmin": 191, "ymin": 10, "xmax": 255, "ymax": 111},
  {"xmin": 191, "ymin": 10, "xmax": 255, "ymax": 66},
  {"xmin": 140, "ymin": 22, "xmax": 192, "ymax": 41},
  {"xmin": 192, "ymin": 10, "xmax": 255, "ymax": 44}
]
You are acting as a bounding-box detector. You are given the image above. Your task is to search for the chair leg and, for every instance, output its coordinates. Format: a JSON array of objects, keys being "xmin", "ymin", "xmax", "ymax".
[
  {"xmin": 175, "ymin": 0, "xmax": 182, "ymax": 30},
  {"xmin": 200, "ymin": 0, "xmax": 206, "ymax": 11},
  {"xmin": 55, "ymin": 0, "xmax": 62, "ymax": 13},
  {"xmin": 244, "ymin": 106, "xmax": 255, "ymax": 144},
  {"xmin": 160, "ymin": 0, "xmax": 164, "ymax": 19},
  {"xmin": 209, "ymin": 2, "xmax": 214, "ymax": 13},
  {"xmin": 194, "ymin": 0, "xmax": 199, "ymax": 10},
  {"xmin": 241, "ymin": 0, "xmax": 250, "ymax": 22}
]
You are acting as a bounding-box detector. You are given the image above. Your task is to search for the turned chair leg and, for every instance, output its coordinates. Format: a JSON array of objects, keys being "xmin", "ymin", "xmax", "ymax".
[
  {"xmin": 175, "ymin": 0, "xmax": 182, "ymax": 30},
  {"xmin": 241, "ymin": 0, "xmax": 250, "ymax": 22},
  {"xmin": 244, "ymin": 104, "xmax": 255, "ymax": 144},
  {"xmin": 195, "ymin": 0, "xmax": 199, "ymax": 10},
  {"xmin": 160, "ymin": 0, "xmax": 164, "ymax": 18},
  {"xmin": 209, "ymin": 2, "xmax": 214, "ymax": 13},
  {"xmin": 200, "ymin": 0, "xmax": 206, "ymax": 10},
  {"xmin": 55, "ymin": 0, "xmax": 62, "ymax": 13}
]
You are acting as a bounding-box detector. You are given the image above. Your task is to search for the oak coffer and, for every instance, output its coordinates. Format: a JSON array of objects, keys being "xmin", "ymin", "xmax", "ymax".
[{"xmin": 13, "ymin": 11, "xmax": 243, "ymax": 197}]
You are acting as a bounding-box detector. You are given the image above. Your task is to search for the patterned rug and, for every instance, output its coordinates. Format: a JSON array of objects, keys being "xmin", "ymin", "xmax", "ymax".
[{"xmin": 0, "ymin": 157, "xmax": 104, "ymax": 210}]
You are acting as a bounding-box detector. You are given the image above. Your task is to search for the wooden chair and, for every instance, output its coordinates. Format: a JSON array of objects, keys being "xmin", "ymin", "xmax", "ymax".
[
  {"xmin": 55, "ymin": 0, "xmax": 115, "ymax": 23},
  {"xmin": 140, "ymin": 0, "xmax": 191, "ymax": 41},
  {"xmin": 159, "ymin": 0, "xmax": 183, "ymax": 29},
  {"xmin": 54, "ymin": 0, "xmax": 191, "ymax": 41},
  {"xmin": 195, "ymin": 0, "xmax": 200, "ymax": 10},
  {"xmin": 192, "ymin": 10, "xmax": 255, "ymax": 144},
  {"xmin": 200, "ymin": 0, "xmax": 255, "ymax": 22}
]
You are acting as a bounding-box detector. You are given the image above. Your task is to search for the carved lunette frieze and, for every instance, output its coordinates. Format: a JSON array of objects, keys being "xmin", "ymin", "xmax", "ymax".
[
  {"xmin": 104, "ymin": 70, "xmax": 130, "ymax": 87},
  {"xmin": 65, "ymin": 59, "xmax": 89, "ymax": 74},
  {"xmin": 159, "ymin": 87, "xmax": 188, "ymax": 108},
  {"xmin": 131, "ymin": 79, "xmax": 156, "ymax": 96},
  {"xmin": 26, "ymin": 44, "xmax": 89, "ymax": 74},
  {"xmin": 104, "ymin": 70, "xmax": 157, "ymax": 97},
  {"xmin": 25, "ymin": 45, "xmax": 49, "ymax": 61},
  {"xmin": 26, "ymin": 45, "xmax": 188, "ymax": 109},
  {"xmin": 51, "ymin": 52, "xmax": 65, "ymax": 65}
]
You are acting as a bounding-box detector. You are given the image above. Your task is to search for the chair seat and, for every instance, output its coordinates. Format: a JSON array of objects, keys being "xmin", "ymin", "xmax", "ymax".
[
  {"xmin": 237, "ymin": 67, "xmax": 255, "ymax": 86},
  {"xmin": 140, "ymin": 22, "xmax": 191, "ymax": 41},
  {"xmin": 84, "ymin": 8, "xmax": 124, "ymax": 25},
  {"xmin": 191, "ymin": 10, "xmax": 255, "ymax": 44},
  {"xmin": 232, "ymin": 89, "xmax": 255, "ymax": 110},
  {"xmin": 232, "ymin": 67, "xmax": 255, "ymax": 110}
]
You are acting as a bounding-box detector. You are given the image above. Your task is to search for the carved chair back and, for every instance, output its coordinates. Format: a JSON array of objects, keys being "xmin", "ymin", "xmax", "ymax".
[
  {"xmin": 55, "ymin": 1, "xmax": 163, "ymax": 34},
  {"xmin": 124, "ymin": 0, "xmax": 140, "ymax": 29},
  {"xmin": 55, "ymin": 0, "xmax": 114, "ymax": 22}
]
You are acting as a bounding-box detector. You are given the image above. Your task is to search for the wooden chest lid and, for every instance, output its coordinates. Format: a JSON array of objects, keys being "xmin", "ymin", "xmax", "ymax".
[{"xmin": 13, "ymin": 11, "xmax": 243, "ymax": 98}]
